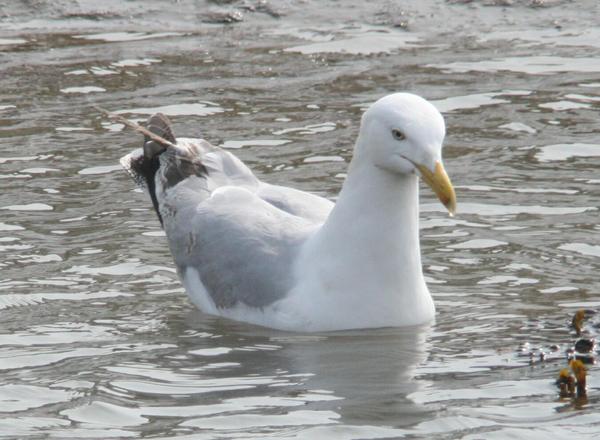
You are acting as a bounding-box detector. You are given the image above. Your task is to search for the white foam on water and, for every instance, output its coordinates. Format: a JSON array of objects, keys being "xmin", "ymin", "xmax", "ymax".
[
  {"xmin": 116, "ymin": 102, "xmax": 224, "ymax": 117},
  {"xmin": 78, "ymin": 165, "xmax": 123, "ymax": 175},
  {"xmin": 60, "ymin": 86, "xmax": 106, "ymax": 94},
  {"xmin": 221, "ymin": 139, "xmax": 291, "ymax": 149},
  {"xmin": 2, "ymin": 203, "xmax": 53, "ymax": 211},
  {"xmin": 74, "ymin": 32, "xmax": 184, "ymax": 42},
  {"xmin": 430, "ymin": 56, "xmax": 600, "ymax": 75},
  {"xmin": 536, "ymin": 143, "xmax": 600, "ymax": 162}
]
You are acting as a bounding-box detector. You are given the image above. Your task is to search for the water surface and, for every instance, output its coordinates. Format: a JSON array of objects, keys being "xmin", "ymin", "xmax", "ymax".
[{"xmin": 1, "ymin": 0, "xmax": 599, "ymax": 438}]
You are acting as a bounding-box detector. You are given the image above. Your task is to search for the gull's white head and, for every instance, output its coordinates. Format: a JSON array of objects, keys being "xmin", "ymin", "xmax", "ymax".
[{"xmin": 358, "ymin": 93, "xmax": 456, "ymax": 215}]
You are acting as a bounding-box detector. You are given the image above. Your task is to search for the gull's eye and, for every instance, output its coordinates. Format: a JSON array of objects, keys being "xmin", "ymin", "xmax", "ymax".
[{"xmin": 392, "ymin": 129, "xmax": 405, "ymax": 141}]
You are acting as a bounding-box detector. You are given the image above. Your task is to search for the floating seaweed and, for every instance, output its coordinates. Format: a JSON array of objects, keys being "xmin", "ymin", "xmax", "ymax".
[
  {"xmin": 572, "ymin": 309, "xmax": 586, "ymax": 336},
  {"xmin": 554, "ymin": 310, "xmax": 597, "ymax": 406}
]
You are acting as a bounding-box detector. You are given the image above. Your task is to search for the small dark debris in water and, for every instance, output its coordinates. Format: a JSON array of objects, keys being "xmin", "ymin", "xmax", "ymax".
[
  {"xmin": 517, "ymin": 342, "xmax": 559, "ymax": 365},
  {"xmin": 529, "ymin": 0, "xmax": 547, "ymax": 7},
  {"xmin": 566, "ymin": 339, "xmax": 596, "ymax": 364},
  {"xmin": 62, "ymin": 11, "xmax": 121, "ymax": 20},
  {"xmin": 527, "ymin": 349, "xmax": 546, "ymax": 365},
  {"xmin": 574, "ymin": 338, "xmax": 595, "ymax": 354},
  {"xmin": 372, "ymin": 4, "xmax": 409, "ymax": 29},
  {"xmin": 252, "ymin": 1, "xmax": 284, "ymax": 18},
  {"xmin": 202, "ymin": 10, "xmax": 244, "ymax": 24},
  {"xmin": 206, "ymin": 1, "xmax": 283, "ymax": 20},
  {"xmin": 572, "ymin": 353, "xmax": 595, "ymax": 365},
  {"xmin": 519, "ymin": 345, "xmax": 549, "ymax": 365},
  {"xmin": 549, "ymin": 344, "xmax": 560, "ymax": 352},
  {"xmin": 566, "ymin": 326, "xmax": 596, "ymax": 364},
  {"xmin": 567, "ymin": 343, "xmax": 595, "ymax": 365}
]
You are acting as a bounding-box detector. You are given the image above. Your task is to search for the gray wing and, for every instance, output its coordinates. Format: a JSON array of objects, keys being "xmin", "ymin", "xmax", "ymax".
[
  {"xmin": 121, "ymin": 113, "xmax": 334, "ymax": 309},
  {"xmin": 167, "ymin": 137, "xmax": 334, "ymax": 223},
  {"xmin": 163, "ymin": 185, "xmax": 318, "ymax": 308},
  {"xmin": 257, "ymin": 183, "xmax": 334, "ymax": 224},
  {"xmin": 156, "ymin": 145, "xmax": 333, "ymax": 308}
]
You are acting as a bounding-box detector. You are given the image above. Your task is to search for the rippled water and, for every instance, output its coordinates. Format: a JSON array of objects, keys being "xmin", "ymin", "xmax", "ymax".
[{"xmin": 1, "ymin": 0, "xmax": 600, "ymax": 438}]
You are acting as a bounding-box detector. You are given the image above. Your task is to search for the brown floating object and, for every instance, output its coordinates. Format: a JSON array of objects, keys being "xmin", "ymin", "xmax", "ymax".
[
  {"xmin": 570, "ymin": 359, "xmax": 587, "ymax": 398},
  {"xmin": 557, "ymin": 368, "xmax": 575, "ymax": 397},
  {"xmin": 572, "ymin": 309, "xmax": 586, "ymax": 336}
]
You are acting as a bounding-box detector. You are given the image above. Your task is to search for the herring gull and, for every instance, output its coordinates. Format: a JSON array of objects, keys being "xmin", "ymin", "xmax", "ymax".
[{"xmin": 118, "ymin": 93, "xmax": 456, "ymax": 332}]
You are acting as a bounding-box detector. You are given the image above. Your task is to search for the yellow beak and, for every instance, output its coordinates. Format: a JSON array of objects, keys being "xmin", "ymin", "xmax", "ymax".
[{"xmin": 416, "ymin": 161, "xmax": 456, "ymax": 216}]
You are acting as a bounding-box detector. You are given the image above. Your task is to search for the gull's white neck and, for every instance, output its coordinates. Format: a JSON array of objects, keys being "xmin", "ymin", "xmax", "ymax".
[
  {"xmin": 315, "ymin": 154, "xmax": 424, "ymax": 292},
  {"xmin": 288, "ymin": 137, "xmax": 435, "ymax": 331}
]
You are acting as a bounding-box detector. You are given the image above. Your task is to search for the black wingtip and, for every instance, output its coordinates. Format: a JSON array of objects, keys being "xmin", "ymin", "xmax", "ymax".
[
  {"xmin": 143, "ymin": 113, "xmax": 177, "ymax": 159},
  {"xmin": 146, "ymin": 113, "xmax": 176, "ymax": 144},
  {"xmin": 141, "ymin": 114, "xmax": 176, "ymax": 227}
]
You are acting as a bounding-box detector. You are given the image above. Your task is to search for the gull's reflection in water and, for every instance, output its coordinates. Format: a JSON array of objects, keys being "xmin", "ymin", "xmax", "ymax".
[
  {"xmin": 271, "ymin": 326, "xmax": 431, "ymax": 426},
  {"xmin": 182, "ymin": 309, "xmax": 432, "ymax": 429}
]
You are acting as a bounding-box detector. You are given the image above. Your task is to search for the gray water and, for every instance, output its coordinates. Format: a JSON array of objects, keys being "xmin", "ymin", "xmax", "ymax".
[{"xmin": 1, "ymin": 0, "xmax": 600, "ymax": 438}]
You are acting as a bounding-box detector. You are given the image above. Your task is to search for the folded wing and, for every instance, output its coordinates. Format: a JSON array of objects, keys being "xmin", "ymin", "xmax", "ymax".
[{"xmin": 121, "ymin": 114, "xmax": 334, "ymax": 309}]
